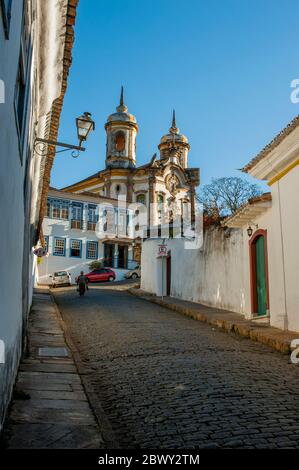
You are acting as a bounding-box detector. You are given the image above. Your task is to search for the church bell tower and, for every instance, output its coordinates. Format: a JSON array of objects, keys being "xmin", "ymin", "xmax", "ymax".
[{"xmin": 105, "ymin": 87, "xmax": 138, "ymax": 169}]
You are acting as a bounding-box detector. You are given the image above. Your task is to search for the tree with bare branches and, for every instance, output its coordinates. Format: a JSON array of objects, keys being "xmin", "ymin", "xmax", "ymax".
[{"xmin": 197, "ymin": 177, "xmax": 262, "ymax": 220}]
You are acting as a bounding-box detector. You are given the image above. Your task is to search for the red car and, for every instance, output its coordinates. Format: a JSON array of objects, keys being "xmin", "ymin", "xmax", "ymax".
[{"xmin": 85, "ymin": 268, "xmax": 116, "ymax": 283}]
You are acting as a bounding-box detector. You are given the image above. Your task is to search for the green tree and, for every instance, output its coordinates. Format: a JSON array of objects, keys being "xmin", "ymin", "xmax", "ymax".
[{"xmin": 88, "ymin": 260, "xmax": 102, "ymax": 271}]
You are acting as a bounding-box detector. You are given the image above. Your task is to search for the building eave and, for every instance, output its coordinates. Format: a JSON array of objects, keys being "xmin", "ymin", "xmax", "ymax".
[
  {"xmin": 241, "ymin": 114, "xmax": 299, "ymax": 179},
  {"xmin": 222, "ymin": 193, "xmax": 272, "ymax": 229}
]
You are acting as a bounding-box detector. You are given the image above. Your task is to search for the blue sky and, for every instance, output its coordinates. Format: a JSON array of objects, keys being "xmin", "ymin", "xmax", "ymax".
[{"xmin": 52, "ymin": 0, "xmax": 299, "ymax": 189}]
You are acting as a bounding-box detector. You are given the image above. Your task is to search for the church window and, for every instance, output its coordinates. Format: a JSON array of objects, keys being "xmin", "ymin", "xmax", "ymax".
[
  {"xmin": 115, "ymin": 131, "xmax": 125, "ymax": 152},
  {"xmin": 157, "ymin": 194, "xmax": 164, "ymax": 207},
  {"xmin": 136, "ymin": 194, "xmax": 146, "ymax": 205}
]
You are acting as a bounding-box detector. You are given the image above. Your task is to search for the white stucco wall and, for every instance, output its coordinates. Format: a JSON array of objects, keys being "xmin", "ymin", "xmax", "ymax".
[
  {"xmin": 141, "ymin": 164, "xmax": 299, "ymax": 333},
  {"xmin": 0, "ymin": 0, "xmax": 29, "ymax": 431},
  {"xmin": 141, "ymin": 228, "xmax": 246, "ymax": 314},
  {"xmin": 272, "ymin": 166, "xmax": 299, "ymax": 332},
  {"xmin": 0, "ymin": 0, "xmax": 73, "ymax": 430}
]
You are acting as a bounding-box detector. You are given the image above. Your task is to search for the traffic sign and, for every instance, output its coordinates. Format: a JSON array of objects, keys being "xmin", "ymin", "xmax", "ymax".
[
  {"xmin": 33, "ymin": 247, "xmax": 47, "ymax": 257},
  {"xmin": 157, "ymin": 244, "xmax": 167, "ymax": 257}
]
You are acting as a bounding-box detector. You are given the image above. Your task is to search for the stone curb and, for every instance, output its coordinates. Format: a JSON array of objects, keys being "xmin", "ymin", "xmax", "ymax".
[
  {"xmin": 128, "ymin": 288, "xmax": 298, "ymax": 355},
  {"xmin": 49, "ymin": 289, "xmax": 120, "ymax": 449}
]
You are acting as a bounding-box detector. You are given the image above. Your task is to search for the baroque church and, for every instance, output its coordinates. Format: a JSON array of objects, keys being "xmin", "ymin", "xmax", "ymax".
[{"xmin": 57, "ymin": 88, "xmax": 200, "ymax": 267}]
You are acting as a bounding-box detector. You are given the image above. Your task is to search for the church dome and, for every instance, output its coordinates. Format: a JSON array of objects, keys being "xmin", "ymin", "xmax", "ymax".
[
  {"xmin": 158, "ymin": 111, "xmax": 190, "ymax": 168},
  {"xmin": 106, "ymin": 87, "xmax": 137, "ymax": 125},
  {"xmin": 105, "ymin": 87, "xmax": 138, "ymax": 169}
]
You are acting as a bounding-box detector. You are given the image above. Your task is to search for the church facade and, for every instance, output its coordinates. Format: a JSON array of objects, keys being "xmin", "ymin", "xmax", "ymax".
[{"xmin": 42, "ymin": 88, "xmax": 200, "ymax": 273}]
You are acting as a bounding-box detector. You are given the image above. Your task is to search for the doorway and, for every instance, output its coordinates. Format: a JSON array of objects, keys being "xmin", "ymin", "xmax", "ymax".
[
  {"xmin": 104, "ymin": 243, "xmax": 114, "ymax": 267},
  {"xmin": 118, "ymin": 245, "xmax": 128, "ymax": 269},
  {"xmin": 249, "ymin": 230, "xmax": 269, "ymax": 316}
]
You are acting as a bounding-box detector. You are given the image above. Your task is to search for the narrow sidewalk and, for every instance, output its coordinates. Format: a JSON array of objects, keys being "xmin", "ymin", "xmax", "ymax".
[
  {"xmin": 129, "ymin": 287, "xmax": 299, "ymax": 355},
  {"xmin": 1, "ymin": 287, "xmax": 104, "ymax": 449}
]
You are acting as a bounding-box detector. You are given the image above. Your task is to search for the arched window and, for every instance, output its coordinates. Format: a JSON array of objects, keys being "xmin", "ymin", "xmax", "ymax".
[
  {"xmin": 115, "ymin": 131, "xmax": 125, "ymax": 152},
  {"xmin": 136, "ymin": 194, "xmax": 146, "ymax": 205},
  {"xmin": 157, "ymin": 193, "xmax": 164, "ymax": 207}
]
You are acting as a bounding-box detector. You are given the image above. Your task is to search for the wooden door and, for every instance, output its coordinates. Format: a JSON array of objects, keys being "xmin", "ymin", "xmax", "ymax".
[{"xmin": 255, "ymin": 236, "xmax": 267, "ymax": 316}]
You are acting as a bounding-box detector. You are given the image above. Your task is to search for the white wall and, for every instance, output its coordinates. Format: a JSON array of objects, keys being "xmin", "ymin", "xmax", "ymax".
[
  {"xmin": 0, "ymin": 0, "xmax": 74, "ymax": 430},
  {"xmin": 141, "ymin": 228, "xmax": 246, "ymax": 314},
  {"xmin": 273, "ymin": 165, "xmax": 299, "ymax": 332},
  {"xmin": 0, "ymin": 0, "xmax": 29, "ymax": 430},
  {"xmin": 141, "ymin": 169, "xmax": 299, "ymax": 333}
]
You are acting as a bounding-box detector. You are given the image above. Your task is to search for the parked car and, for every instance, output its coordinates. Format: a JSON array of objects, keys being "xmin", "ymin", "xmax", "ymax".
[
  {"xmin": 125, "ymin": 265, "xmax": 141, "ymax": 280},
  {"xmin": 50, "ymin": 271, "xmax": 71, "ymax": 288},
  {"xmin": 84, "ymin": 268, "xmax": 116, "ymax": 283}
]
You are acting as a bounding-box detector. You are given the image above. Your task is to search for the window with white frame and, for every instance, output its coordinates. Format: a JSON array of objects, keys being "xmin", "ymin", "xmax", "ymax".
[
  {"xmin": 53, "ymin": 238, "xmax": 65, "ymax": 256},
  {"xmin": 87, "ymin": 241, "xmax": 98, "ymax": 260},
  {"xmin": 71, "ymin": 203, "xmax": 83, "ymax": 229},
  {"xmin": 72, "ymin": 203, "xmax": 83, "ymax": 220},
  {"xmin": 70, "ymin": 239, "xmax": 82, "ymax": 258}
]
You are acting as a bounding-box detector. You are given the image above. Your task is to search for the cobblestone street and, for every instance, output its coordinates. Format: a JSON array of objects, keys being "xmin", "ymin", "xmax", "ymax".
[{"xmin": 53, "ymin": 285, "xmax": 299, "ymax": 449}]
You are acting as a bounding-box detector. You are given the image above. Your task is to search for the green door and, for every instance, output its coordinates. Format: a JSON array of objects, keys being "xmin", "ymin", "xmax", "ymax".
[{"xmin": 255, "ymin": 236, "xmax": 267, "ymax": 316}]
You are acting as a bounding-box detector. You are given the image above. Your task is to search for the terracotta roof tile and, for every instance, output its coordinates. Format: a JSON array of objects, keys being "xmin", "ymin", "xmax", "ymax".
[{"xmin": 242, "ymin": 115, "xmax": 299, "ymax": 173}]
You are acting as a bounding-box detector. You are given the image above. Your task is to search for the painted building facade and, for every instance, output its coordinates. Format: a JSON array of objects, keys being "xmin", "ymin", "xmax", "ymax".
[
  {"xmin": 37, "ymin": 189, "xmax": 137, "ymax": 284},
  {"xmin": 0, "ymin": 0, "xmax": 78, "ymax": 430}
]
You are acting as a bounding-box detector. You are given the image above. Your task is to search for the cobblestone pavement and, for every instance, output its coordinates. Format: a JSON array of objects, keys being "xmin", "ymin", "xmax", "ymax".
[{"xmin": 53, "ymin": 285, "xmax": 299, "ymax": 449}]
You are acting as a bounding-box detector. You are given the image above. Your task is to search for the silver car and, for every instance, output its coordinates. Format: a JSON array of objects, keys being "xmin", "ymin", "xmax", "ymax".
[
  {"xmin": 125, "ymin": 265, "xmax": 141, "ymax": 280},
  {"xmin": 50, "ymin": 271, "xmax": 71, "ymax": 288}
]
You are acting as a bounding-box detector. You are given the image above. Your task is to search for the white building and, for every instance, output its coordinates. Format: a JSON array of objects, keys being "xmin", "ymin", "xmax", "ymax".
[
  {"xmin": 141, "ymin": 115, "xmax": 299, "ymax": 333},
  {"xmin": 0, "ymin": 0, "xmax": 78, "ymax": 429},
  {"xmin": 37, "ymin": 188, "xmax": 137, "ymax": 283},
  {"xmin": 225, "ymin": 115, "xmax": 299, "ymax": 332}
]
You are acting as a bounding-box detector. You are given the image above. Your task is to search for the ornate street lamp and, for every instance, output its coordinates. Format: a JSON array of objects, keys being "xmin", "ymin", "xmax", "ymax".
[
  {"xmin": 76, "ymin": 112, "xmax": 95, "ymax": 147},
  {"xmin": 34, "ymin": 112, "xmax": 95, "ymax": 158}
]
